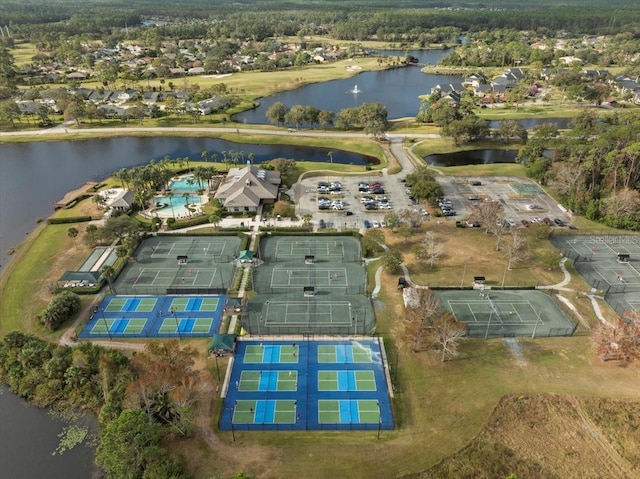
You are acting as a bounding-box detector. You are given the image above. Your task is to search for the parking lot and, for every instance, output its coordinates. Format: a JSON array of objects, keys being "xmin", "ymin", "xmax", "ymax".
[
  {"xmin": 436, "ymin": 176, "xmax": 574, "ymax": 227},
  {"xmin": 298, "ymin": 175, "xmax": 416, "ymax": 229},
  {"xmin": 297, "ymin": 174, "xmax": 573, "ymax": 230}
]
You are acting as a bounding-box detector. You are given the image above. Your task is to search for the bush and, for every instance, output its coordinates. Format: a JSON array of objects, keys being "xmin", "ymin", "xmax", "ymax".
[{"xmin": 39, "ymin": 291, "xmax": 81, "ymax": 331}]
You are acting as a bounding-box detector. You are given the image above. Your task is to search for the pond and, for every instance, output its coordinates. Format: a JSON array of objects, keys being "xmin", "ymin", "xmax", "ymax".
[
  {"xmin": 0, "ymin": 389, "xmax": 96, "ymax": 479},
  {"xmin": 233, "ymin": 49, "xmax": 462, "ymax": 123},
  {"xmin": 424, "ymin": 149, "xmax": 518, "ymax": 167}
]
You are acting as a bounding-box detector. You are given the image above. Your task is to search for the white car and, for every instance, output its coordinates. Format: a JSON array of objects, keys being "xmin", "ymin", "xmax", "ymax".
[{"xmin": 372, "ymin": 220, "xmax": 381, "ymax": 228}]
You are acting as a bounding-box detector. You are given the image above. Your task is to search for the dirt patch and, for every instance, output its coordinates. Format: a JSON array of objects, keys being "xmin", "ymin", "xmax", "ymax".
[{"xmin": 416, "ymin": 394, "xmax": 640, "ymax": 479}]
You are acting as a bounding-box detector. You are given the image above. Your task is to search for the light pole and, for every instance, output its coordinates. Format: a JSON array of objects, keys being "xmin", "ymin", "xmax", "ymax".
[
  {"xmin": 228, "ymin": 406, "xmax": 236, "ymax": 442},
  {"xmin": 214, "ymin": 353, "xmax": 221, "ymax": 381},
  {"xmin": 173, "ymin": 310, "xmax": 181, "ymax": 339},
  {"xmin": 101, "ymin": 309, "xmax": 112, "ymax": 340}
]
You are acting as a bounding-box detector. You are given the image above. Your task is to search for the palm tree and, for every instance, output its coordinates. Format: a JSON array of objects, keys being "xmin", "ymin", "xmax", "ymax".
[
  {"xmin": 209, "ymin": 211, "xmax": 222, "ymax": 229},
  {"xmin": 182, "ymin": 192, "xmax": 191, "ymax": 211},
  {"xmin": 114, "ymin": 168, "xmax": 130, "ymax": 189},
  {"xmin": 67, "ymin": 227, "xmax": 79, "ymax": 248},
  {"xmin": 211, "ymin": 153, "xmax": 218, "ymax": 163},
  {"xmin": 201, "ymin": 150, "xmax": 209, "ymax": 162},
  {"xmin": 101, "ymin": 265, "xmax": 117, "ymax": 294},
  {"xmin": 166, "ymin": 191, "xmax": 175, "ymax": 219}
]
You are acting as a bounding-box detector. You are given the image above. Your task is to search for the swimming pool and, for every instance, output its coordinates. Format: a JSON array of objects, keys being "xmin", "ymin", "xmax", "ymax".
[
  {"xmin": 169, "ymin": 175, "xmax": 203, "ymax": 192},
  {"xmin": 155, "ymin": 195, "xmax": 202, "ymax": 217}
]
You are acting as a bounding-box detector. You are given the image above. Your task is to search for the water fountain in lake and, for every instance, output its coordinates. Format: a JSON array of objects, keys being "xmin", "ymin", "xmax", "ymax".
[{"xmin": 350, "ymin": 84, "xmax": 360, "ymax": 94}]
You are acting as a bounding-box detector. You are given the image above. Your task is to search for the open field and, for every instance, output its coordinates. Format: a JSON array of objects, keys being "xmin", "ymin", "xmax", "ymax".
[
  {"xmin": 413, "ymin": 394, "xmax": 640, "ymax": 479},
  {"xmin": 389, "ymin": 222, "xmax": 565, "ymax": 288}
]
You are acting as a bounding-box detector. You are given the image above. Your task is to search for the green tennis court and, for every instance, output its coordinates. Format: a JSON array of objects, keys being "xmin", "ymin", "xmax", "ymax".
[
  {"xmin": 237, "ymin": 370, "xmax": 298, "ymax": 392},
  {"xmin": 318, "ymin": 344, "xmax": 373, "ymax": 363},
  {"xmin": 104, "ymin": 297, "xmax": 157, "ymax": 313},
  {"xmin": 318, "ymin": 399, "xmax": 381, "ymax": 424},
  {"xmin": 318, "ymin": 370, "xmax": 377, "ymax": 391},
  {"xmin": 90, "ymin": 318, "xmax": 147, "ymax": 335},
  {"xmin": 231, "ymin": 399, "xmax": 297, "ymax": 424},
  {"xmin": 168, "ymin": 296, "xmax": 220, "ymax": 312},
  {"xmin": 243, "ymin": 344, "xmax": 299, "ymax": 363},
  {"xmin": 158, "ymin": 317, "xmax": 214, "ymax": 334},
  {"xmin": 436, "ymin": 289, "xmax": 577, "ymax": 338}
]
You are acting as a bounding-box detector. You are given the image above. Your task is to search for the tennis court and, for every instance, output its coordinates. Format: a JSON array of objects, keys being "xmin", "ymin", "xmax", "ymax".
[
  {"xmin": 259, "ymin": 235, "xmax": 362, "ymax": 263},
  {"xmin": 219, "ymin": 339, "xmax": 394, "ymax": 432},
  {"xmin": 550, "ymin": 234, "xmax": 640, "ymax": 315},
  {"xmin": 79, "ymin": 294, "xmax": 226, "ymax": 339},
  {"xmin": 114, "ymin": 235, "xmax": 240, "ymax": 295},
  {"xmin": 436, "ymin": 289, "xmax": 577, "ymax": 338},
  {"xmin": 252, "ymin": 263, "xmax": 366, "ymax": 295}
]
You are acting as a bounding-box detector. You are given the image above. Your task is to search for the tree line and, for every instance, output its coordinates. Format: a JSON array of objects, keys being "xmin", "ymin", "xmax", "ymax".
[
  {"xmin": 517, "ymin": 110, "xmax": 640, "ymax": 231},
  {"xmin": 265, "ymin": 101, "xmax": 389, "ymax": 138}
]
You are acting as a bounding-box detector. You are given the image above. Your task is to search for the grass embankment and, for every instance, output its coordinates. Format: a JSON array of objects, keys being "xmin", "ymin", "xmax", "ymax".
[{"xmin": 0, "ymin": 223, "xmax": 93, "ymax": 337}]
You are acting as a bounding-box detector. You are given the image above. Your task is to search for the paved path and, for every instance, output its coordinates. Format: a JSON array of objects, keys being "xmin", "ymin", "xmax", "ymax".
[{"xmin": 0, "ymin": 125, "xmax": 441, "ymax": 140}]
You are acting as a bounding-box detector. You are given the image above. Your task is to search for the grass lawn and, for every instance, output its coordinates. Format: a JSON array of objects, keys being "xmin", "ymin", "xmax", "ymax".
[
  {"xmin": 0, "ymin": 222, "xmax": 94, "ymax": 336},
  {"xmin": 389, "ymin": 222, "xmax": 564, "ymax": 288}
]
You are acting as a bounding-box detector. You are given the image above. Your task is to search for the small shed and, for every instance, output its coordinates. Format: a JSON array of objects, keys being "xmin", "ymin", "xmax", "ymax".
[
  {"xmin": 58, "ymin": 271, "xmax": 102, "ymax": 288},
  {"xmin": 473, "ymin": 276, "xmax": 486, "ymax": 285},
  {"xmin": 303, "ymin": 286, "xmax": 315, "ymax": 298},
  {"xmin": 177, "ymin": 255, "xmax": 188, "ymax": 265},
  {"xmin": 209, "ymin": 334, "xmax": 237, "ymax": 355},
  {"xmin": 237, "ymin": 250, "xmax": 254, "ymax": 263},
  {"xmin": 305, "ymin": 255, "xmax": 315, "ymax": 264}
]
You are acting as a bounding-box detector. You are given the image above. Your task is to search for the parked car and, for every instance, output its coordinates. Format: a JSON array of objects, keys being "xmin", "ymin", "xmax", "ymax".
[
  {"xmin": 471, "ymin": 180, "xmax": 482, "ymax": 186},
  {"xmin": 372, "ymin": 220, "xmax": 381, "ymax": 228},
  {"xmin": 542, "ymin": 217, "xmax": 553, "ymax": 225},
  {"xmin": 364, "ymin": 220, "xmax": 372, "ymax": 228},
  {"xmin": 318, "ymin": 219, "xmax": 326, "ymax": 228},
  {"xmin": 553, "ymin": 218, "xmax": 565, "ymax": 226},
  {"xmin": 521, "ymin": 219, "xmax": 530, "ymax": 227},
  {"xmin": 344, "ymin": 210, "xmax": 353, "ymax": 216}
]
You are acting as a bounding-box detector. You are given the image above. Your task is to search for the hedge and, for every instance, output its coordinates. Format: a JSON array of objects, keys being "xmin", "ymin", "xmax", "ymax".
[{"xmin": 47, "ymin": 216, "xmax": 93, "ymax": 224}]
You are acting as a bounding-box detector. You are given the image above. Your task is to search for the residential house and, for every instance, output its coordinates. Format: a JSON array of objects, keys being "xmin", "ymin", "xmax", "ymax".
[{"xmin": 215, "ymin": 164, "xmax": 281, "ymax": 213}]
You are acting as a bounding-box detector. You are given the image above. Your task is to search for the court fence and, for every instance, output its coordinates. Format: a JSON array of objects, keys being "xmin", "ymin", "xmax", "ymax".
[
  {"xmin": 540, "ymin": 290, "xmax": 583, "ymax": 335},
  {"xmin": 113, "ymin": 286, "xmax": 228, "ymax": 296},
  {"xmin": 465, "ymin": 324, "xmax": 577, "ymax": 339},
  {"xmin": 222, "ymin": 422, "xmax": 391, "ymax": 432},
  {"xmin": 252, "ymin": 284, "xmax": 366, "ymax": 295}
]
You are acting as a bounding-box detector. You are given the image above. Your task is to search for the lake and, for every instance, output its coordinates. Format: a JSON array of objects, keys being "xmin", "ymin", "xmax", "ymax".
[
  {"xmin": 0, "ymin": 389, "xmax": 96, "ymax": 479},
  {"xmin": 0, "ymin": 137, "xmax": 372, "ymax": 273},
  {"xmin": 234, "ymin": 49, "xmax": 463, "ymax": 123}
]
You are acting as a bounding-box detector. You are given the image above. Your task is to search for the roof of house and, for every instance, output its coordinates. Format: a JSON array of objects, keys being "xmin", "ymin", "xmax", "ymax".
[
  {"xmin": 108, "ymin": 189, "xmax": 135, "ymax": 208},
  {"xmin": 215, "ymin": 165, "xmax": 280, "ymax": 208}
]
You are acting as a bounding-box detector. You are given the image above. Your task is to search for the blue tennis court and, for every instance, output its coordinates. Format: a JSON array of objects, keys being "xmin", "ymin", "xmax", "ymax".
[
  {"xmin": 219, "ymin": 339, "xmax": 394, "ymax": 432},
  {"xmin": 79, "ymin": 294, "xmax": 226, "ymax": 339}
]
